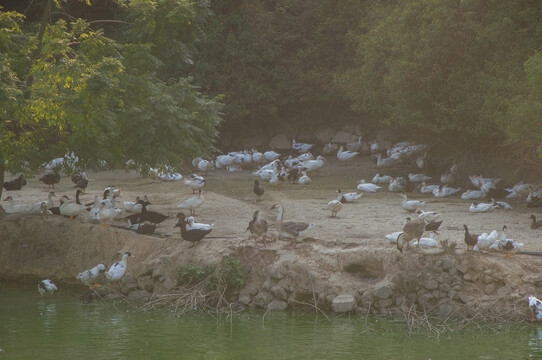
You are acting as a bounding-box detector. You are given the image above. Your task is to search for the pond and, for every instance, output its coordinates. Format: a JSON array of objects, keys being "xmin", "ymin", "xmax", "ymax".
[{"xmin": 0, "ymin": 282, "xmax": 540, "ymax": 359}]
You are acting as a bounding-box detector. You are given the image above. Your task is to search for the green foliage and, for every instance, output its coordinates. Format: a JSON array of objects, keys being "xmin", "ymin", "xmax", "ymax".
[{"xmin": 177, "ymin": 257, "xmax": 245, "ymax": 294}]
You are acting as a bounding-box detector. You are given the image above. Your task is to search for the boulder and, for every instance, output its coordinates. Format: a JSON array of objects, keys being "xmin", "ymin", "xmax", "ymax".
[
  {"xmin": 378, "ymin": 299, "xmax": 393, "ymax": 309},
  {"xmin": 241, "ymin": 134, "xmax": 265, "ymax": 149},
  {"xmin": 127, "ymin": 290, "xmax": 151, "ymax": 301},
  {"xmin": 269, "ymin": 134, "xmax": 291, "ymax": 150},
  {"xmin": 270, "ymin": 286, "xmax": 288, "ymax": 301},
  {"xmin": 423, "ymin": 280, "xmax": 439, "ymax": 291},
  {"xmin": 332, "ymin": 131, "xmax": 358, "ymax": 144},
  {"xmin": 315, "ymin": 128, "xmax": 335, "ymax": 143},
  {"xmin": 269, "ymin": 266, "xmax": 284, "ymax": 280},
  {"xmin": 238, "ymin": 294, "xmax": 252, "ymax": 306},
  {"xmin": 252, "ymin": 291, "xmax": 272, "ymax": 309},
  {"xmin": 373, "ymin": 281, "xmax": 394, "ymax": 299},
  {"xmin": 137, "ymin": 276, "xmax": 155, "ymax": 292},
  {"xmin": 331, "ymin": 294, "xmax": 356, "ymax": 313},
  {"xmin": 267, "ymin": 299, "xmax": 288, "ymax": 311}
]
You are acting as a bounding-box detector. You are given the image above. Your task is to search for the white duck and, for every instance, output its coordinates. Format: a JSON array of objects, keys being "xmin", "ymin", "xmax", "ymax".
[
  {"xmin": 372, "ymin": 173, "xmax": 393, "ymax": 184},
  {"xmin": 440, "ymin": 170, "xmax": 456, "ymax": 185},
  {"xmin": 263, "ymin": 151, "xmax": 281, "ymax": 162},
  {"xmin": 99, "ymin": 202, "xmax": 117, "ymax": 226},
  {"xmin": 385, "ymin": 231, "xmax": 403, "ymax": 244},
  {"xmin": 401, "ymin": 193, "xmax": 425, "ymax": 212},
  {"xmin": 105, "ymin": 252, "xmax": 132, "ymax": 283},
  {"xmin": 31, "ymin": 192, "xmax": 56, "ymax": 212},
  {"xmin": 177, "ymin": 189, "xmax": 205, "ymax": 215},
  {"xmin": 357, "ymin": 179, "xmax": 380, "ymax": 193},
  {"xmin": 469, "ymin": 200, "xmax": 497, "ymax": 213},
  {"xmin": 529, "ymin": 296, "xmax": 542, "ymax": 321},
  {"xmin": 298, "ymin": 171, "xmax": 311, "ymax": 185},
  {"xmin": 408, "ymin": 173, "xmax": 431, "ymax": 183},
  {"xmin": 419, "ymin": 182, "xmax": 439, "ymax": 194},
  {"xmin": 215, "ymin": 154, "xmax": 235, "ymax": 170},
  {"xmin": 432, "ymin": 185, "xmax": 461, "ymax": 197},
  {"xmin": 337, "ymin": 189, "xmax": 363, "ymax": 203},
  {"xmin": 59, "ymin": 195, "xmax": 87, "ymax": 219},
  {"xmin": 197, "ymin": 159, "xmax": 213, "ymax": 174},
  {"xmin": 376, "ymin": 153, "xmax": 398, "ymax": 168},
  {"xmin": 327, "ymin": 197, "xmax": 343, "ymax": 218},
  {"xmin": 184, "ymin": 174, "xmax": 206, "ymax": 193},
  {"xmin": 417, "ymin": 210, "xmax": 441, "ymax": 222},
  {"xmin": 2, "ymin": 196, "xmax": 32, "ymax": 214},
  {"xmin": 322, "ymin": 142, "xmax": 338, "ymax": 155},
  {"xmin": 299, "ymin": 155, "xmax": 326, "ymax": 173},
  {"xmin": 251, "ymin": 149, "xmax": 265, "ymax": 164},
  {"xmin": 473, "ymin": 230, "xmax": 498, "ymax": 252},
  {"xmin": 123, "ymin": 196, "xmax": 145, "ymax": 213},
  {"xmin": 76, "ymin": 264, "xmax": 106, "ymax": 288},
  {"xmin": 388, "ymin": 178, "xmax": 404, "ymax": 192},
  {"xmin": 346, "ymin": 136, "xmax": 363, "ymax": 152},
  {"xmin": 186, "ymin": 216, "xmax": 214, "ymax": 231},
  {"xmin": 513, "ymin": 182, "xmax": 534, "ymax": 197},
  {"xmin": 292, "ymin": 139, "xmax": 314, "ymax": 153},
  {"xmin": 461, "ymin": 189, "xmax": 487, "ymax": 200},
  {"xmin": 337, "ymin": 146, "xmax": 359, "ymax": 165},
  {"xmin": 416, "ymin": 231, "xmax": 439, "ymax": 247},
  {"xmin": 38, "ymin": 279, "xmax": 58, "ymax": 296}
]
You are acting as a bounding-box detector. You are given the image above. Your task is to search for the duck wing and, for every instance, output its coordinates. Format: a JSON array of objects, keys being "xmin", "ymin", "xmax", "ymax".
[{"xmin": 283, "ymin": 221, "xmax": 310, "ymax": 235}]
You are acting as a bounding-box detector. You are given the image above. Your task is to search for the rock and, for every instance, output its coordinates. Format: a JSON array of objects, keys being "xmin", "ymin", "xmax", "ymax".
[
  {"xmin": 152, "ymin": 264, "xmax": 167, "ymax": 280},
  {"xmin": 315, "ymin": 128, "xmax": 335, "ymax": 143},
  {"xmin": 241, "ymin": 134, "xmax": 265, "ymax": 149},
  {"xmin": 121, "ymin": 279, "xmax": 138, "ymax": 295},
  {"xmin": 437, "ymin": 303, "xmax": 454, "ymax": 318},
  {"xmin": 418, "ymin": 293, "xmax": 436, "ymax": 307},
  {"xmin": 238, "ymin": 294, "xmax": 251, "ymax": 306},
  {"xmin": 137, "ymin": 276, "xmax": 154, "ymax": 292},
  {"xmin": 423, "ymin": 280, "xmax": 439, "ymax": 290},
  {"xmin": 483, "ymin": 275, "xmax": 493, "ymax": 284},
  {"xmin": 373, "ymin": 281, "xmax": 394, "ymax": 299},
  {"xmin": 455, "ymin": 263, "xmax": 467, "ymax": 274},
  {"xmin": 267, "ymin": 299, "xmax": 288, "ymax": 311},
  {"xmin": 270, "ymin": 286, "xmax": 288, "ymax": 301},
  {"xmin": 269, "ymin": 266, "xmax": 284, "ymax": 280},
  {"xmin": 331, "ymin": 294, "xmax": 356, "ymax": 313},
  {"xmin": 441, "ymin": 257, "xmax": 455, "ymax": 272},
  {"xmin": 240, "ymin": 286, "xmax": 258, "ymax": 297},
  {"xmin": 463, "ymin": 273, "xmax": 475, "ymax": 282},
  {"xmin": 127, "ymin": 290, "xmax": 150, "ymax": 301},
  {"xmin": 448, "ymin": 267, "xmax": 457, "ymax": 276},
  {"xmin": 360, "ymin": 290, "xmax": 374, "ymax": 306},
  {"xmin": 379, "ymin": 299, "xmax": 393, "ymax": 309},
  {"xmin": 458, "ymin": 294, "xmax": 473, "ymax": 304},
  {"xmin": 269, "ymin": 134, "xmax": 291, "ymax": 150},
  {"xmin": 332, "ymin": 131, "xmax": 358, "ymax": 144},
  {"xmin": 439, "ymin": 283, "xmax": 451, "ymax": 293},
  {"xmin": 162, "ymin": 275, "xmax": 177, "ymax": 291},
  {"xmin": 252, "ymin": 291, "xmax": 272, "ymax": 309},
  {"xmin": 395, "ymin": 296, "xmax": 405, "ymax": 307},
  {"xmin": 484, "ymin": 284, "xmax": 496, "ymax": 295},
  {"xmin": 262, "ymin": 280, "xmax": 272, "ymax": 291}
]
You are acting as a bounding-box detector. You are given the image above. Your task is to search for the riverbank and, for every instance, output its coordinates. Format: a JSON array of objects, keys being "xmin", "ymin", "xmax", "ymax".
[{"xmin": 1, "ymin": 156, "xmax": 541, "ymax": 321}]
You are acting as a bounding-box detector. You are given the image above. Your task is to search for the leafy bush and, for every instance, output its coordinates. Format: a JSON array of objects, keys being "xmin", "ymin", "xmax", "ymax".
[{"xmin": 176, "ymin": 257, "xmax": 245, "ymax": 294}]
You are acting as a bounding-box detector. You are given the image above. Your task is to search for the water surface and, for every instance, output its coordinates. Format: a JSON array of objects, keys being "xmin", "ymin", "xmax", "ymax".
[{"xmin": 0, "ymin": 282, "xmax": 540, "ymax": 359}]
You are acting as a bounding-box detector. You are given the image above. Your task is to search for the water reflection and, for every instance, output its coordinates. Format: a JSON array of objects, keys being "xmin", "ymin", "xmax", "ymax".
[{"xmin": 528, "ymin": 326, "xmax": 542, "ymax": 359}]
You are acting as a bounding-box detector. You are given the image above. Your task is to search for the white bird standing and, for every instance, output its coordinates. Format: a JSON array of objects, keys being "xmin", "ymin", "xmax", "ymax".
[
  {"xmin": 337, "ymin": 146, "xmax": 359, "ymax": 165},
  {"xmin": 401, "ymin": 193, "xmax": 425, "ymax": 212},
  {"xmin": 292, "ymin": 139, "xmax": 314, "ymax": 154},
  {"xmin": 177, "ymin": 190, "xmax": 205, "ymax": 216},
  {"xmin": 529, "ymin": 296, "xmax": 542, "ymax": 321},
  {"xmin": 76, "ymin": 264, "xmax": 106, "ymax": 288},
  {"xmin": 327, "ymin": 192, "xmax": 343, "ymax": 217},
  {"xmin": 105, "ymin": 252, "xmax": 132, "ymax": 283}
]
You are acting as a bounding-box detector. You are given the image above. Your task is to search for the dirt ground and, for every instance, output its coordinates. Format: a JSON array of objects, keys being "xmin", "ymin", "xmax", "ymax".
[{"xmin": 2, "ymin": 154, "xmax": 542, "ymax": 316}]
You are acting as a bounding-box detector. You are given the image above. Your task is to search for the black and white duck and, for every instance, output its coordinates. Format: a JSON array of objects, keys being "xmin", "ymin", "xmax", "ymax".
[
  {"xmin": 174, "ymin": 213, "xmax": 212, "ymax": 246},
  {"xmin": 38, "ymin": 279, "xmax": 58, "ymax": 296},
  {"xmin": 39, "ymin": 171, "xmax": 60, "ymax": 189},
  {"xmin": 76, "ymin": 264, "xmax": 106, "ymax": 289},
  {"xmin": 74, "ymin": 171, "xmax": 89, "ymax": 193},
  {"xmin": 105, "ymin": 252, "xmax": 132, "ymax": 284}
]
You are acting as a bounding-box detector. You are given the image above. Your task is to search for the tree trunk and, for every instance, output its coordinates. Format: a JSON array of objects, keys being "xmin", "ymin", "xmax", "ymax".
[
  {"xmin": 0, "ymin": 155, "xmax": 5, "ymax": 219},
  {"xmin": 24, "ymin": 0, "xmax": 54, "ymax": 99}
]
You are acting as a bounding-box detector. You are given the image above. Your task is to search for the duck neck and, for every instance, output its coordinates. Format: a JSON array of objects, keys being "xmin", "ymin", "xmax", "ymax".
[{"xmin": 276, "ymin": 205, "xmax": 284, "ymax": 224}]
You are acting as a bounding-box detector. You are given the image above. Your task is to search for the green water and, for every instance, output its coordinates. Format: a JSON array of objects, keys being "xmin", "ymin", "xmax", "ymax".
[{"xmin": 0, "ymin": 282, "xmax": 541, "ymax": 359}]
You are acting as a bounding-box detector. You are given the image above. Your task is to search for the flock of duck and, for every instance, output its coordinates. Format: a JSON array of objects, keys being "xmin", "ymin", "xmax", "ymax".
[{"xmin": 4, "ymin": 137, "xmax": 542, "ymax": 312}]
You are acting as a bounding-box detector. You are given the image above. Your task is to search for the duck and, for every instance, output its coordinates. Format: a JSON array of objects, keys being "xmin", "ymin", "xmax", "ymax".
[
  {"xmin": 177, "ymin": 190, "xmax": 204, "ymax": 216},
  {"xmin": 39, "ymin": 171, "xmax": 60, "ymax": 189},
  {"xmin": 253, "ymin": 180, "xmax": 265, "ymax": 200},
  {"xmin": 529, "ymin": 296, "xmax": 542, "ymax": 321},
  {"xmin": 425, "ymin": 219, "xmax": 443, "ymax": 231},
  {"xmin": 501, "ymin": 240, "xmax": 515, "ymax": 258},
  {"xmin": 419, "ymin": 182, "xmax": 439, "ymax": 194},
  {"xmin": 416, "ymin": 231, "xmax": 439, "ymax": 247},
  {"xmin": 123, "ymin": 196, "xmax": 145, "ymax": 213},
  {"xmin": 385, "ymin": 231, "xmax": 403, "ymax": 244},
  {"xmin": 99, "ymin": 202, "xmax": 117, "ymax": 227},
  {"xmin": 184, "ymin": 174, "xmax": 206, "ymax": 193},
  {"xmin": 251, "ymin": 149, "xmax": 265, "ymax": 164},
  {"xmin": 3, "ymin": 174, "xmax": 26, "ymax": 191},
  {"xmin": 186, "ymin": 216, "xmax": 214, "ymax": 232},
  {"xmin": 292, "ymin": 139, "xmax": 314, "ymax": 154},
  {"xmin": 135, "ymin": 221, "xmax": 156, "ymax": 235},
  {"xmin": 440, "ymin": 170, "xmax": 456, "ymax": 185},
  {"xmin": 174, "ymin": 213, "xmax": 212, "ymax": 246},
  {"xmin": 59, "ymin": 195, "xmax": 88, "ymax": 219},
  {"xmin": 417, "ymin": 210, "xmax": 440, "ymax": 222},
  {"xmin": 337, "ymin": 189, "xmax": 363, "ymax": 203},
  {"xmin": 463, "ymin": 224, "xmax": 478, "ymax": 251},
  {"xmin": 247, "ymin": 210, "xmax": 268, "ymax": 246},
  {"xmin": 337, "ymin": 146, "xmax": 359, "ymax": 165},
  {"xmin": 31, "ymin": 192, "xmax": 56, "ymax": 212},
  {"xmin": 397, "ymin": 218, "xmax": 426, "ymax": 252},
  {"xmin": 197, "ymin": 159, "xmax": 213, "ymax": 174},
  {"xmin": 38, "ymin": 279, "xmax": 58, "ymax": 296},
  {"xmin": 327, "ymin": 197, "xmax": 343, "ymax": 218},
  {"xmin": 263, "ymin": 151, "xmax": 281, "ymax": 162},
  {"xmin": 299, "ymin": 155, "xmax": 326, "ymax": 173},
  {"xmin": 469, "ymin": 200, "xmax": 497, "ymax": 213},
  {"xmin": 376, "ymin": 153, "xmax": 398, "ymax": 168},
  {"xmin": 473, "ymin": 230, "xmax": 498, "ymax": 252},
  {"xmin": 2, "ymin": 196, "xmax": 32, "ymax": 214},
  {"xmin": 388, "ymin": 178, "xmax": 405, "ymax": 192},
  {"xmin": 408, "ymin": 173, "xmax": 431, "ymax": 183},
  {"xmin": 346, "ymin": 136, "xmax": 363, "ymax": 152},
  {"xmin": 416, "ymin": 155, "xmax": 425, "ymax": 170},
  {"xmin": 74, "ymin": 171, "xmax": 89, "ymax": 193},
  {"xmin": 105, "ymin": 252, "xmax": 132, "ymax": 283},
  {"xmin": 461, "ymin": 189, "xmax": 487, "ymax": 200},
  {"xmin": 76, "ymin": 264, "xmax": 106, "ymax": 288},
  {"xmin": 401, "ymin": 193, "xmax": 425, "ymax": 212},
  {"xmin": 298, "ymin": 171, "xmax": 311, "ymax": 185},
  {"xmin": 530, "ymin": 215, "xmax": 542, "ymax": 229},
  {"xmin": 124, "ymin": 202, "xmax": 168, "ymax": 226},
  {"xmin": 486, "ymin": 187, "xmax": 512, "ymax": 201},
  {"xmin": 513, "ymin": 182, "xmax": 534, "ymax": 197},
  {"xmin": 433, "ymin": 185, "xmax": 461, "ymax": 197},
  {"xmin": 494, "ymin": 200, "xmax": 513, "ymax": 210},
  {"xmin": 357, "ymin": 179, "xmax": 380, "ymax": 193},
  {"xmin": 322, "ymin": 142, "xmax": 338, "ymax": 155},
  {"xmin": 215, "ymin": 154, "xmax": 235, "ymax": 170},
  {"xmin": 287, "ymin": 167, "xmax": 300, "ymax": 184},
  {"xmin": 269, "ymin": 171, "xmax": 286, "ymax": 190},
  {"xmin": 88, "ymin": 196, "xmax": 101, "ymax": 221},
  {"xmin": 372, "ymin": 173, "xmax": 393, "ymax": 184},
  {"xmin": 271, "ymin": 203, "xmax": 314, "ymax": 248}
]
